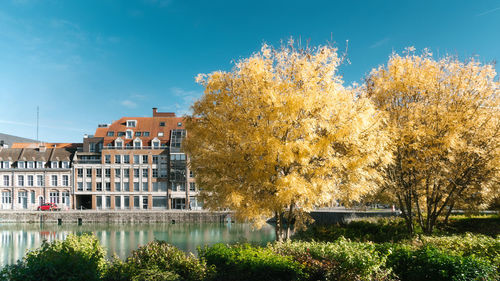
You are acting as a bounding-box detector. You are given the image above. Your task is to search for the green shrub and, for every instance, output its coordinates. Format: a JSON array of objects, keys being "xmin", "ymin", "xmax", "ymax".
[
  {"xmin": 417, "ymin": 233, "xmax": 500, "ymax": 268},
  {"xmin": 387, "ymin": 246, "xmax": 497, "ymax": 281},
  {"xmin": 439, "ymin": 215, "xmax": 500, "ymax": 237},
  {"xmin": 293, "ymin": 218, "xmax": 413, "ymax": 243},
  {"xmin": 199, "ymin": 243, "xmax": 306, "ymax": 281},
  {"xmin": 104, "ymin": 240, "xmax": 210, "ymax": 281},
  {"xmin": 271, "ymin": 238, "xmax": 393, "ymax": 281},
  {"xmin": 0, "ymin": 233, "xmax": 107, "ymax": 281}
]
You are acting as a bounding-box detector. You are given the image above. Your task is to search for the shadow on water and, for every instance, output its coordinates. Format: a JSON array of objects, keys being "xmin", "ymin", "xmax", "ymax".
[{"xmin": 0, "ymin": 222, "xmax": 276, "ymax": 266}]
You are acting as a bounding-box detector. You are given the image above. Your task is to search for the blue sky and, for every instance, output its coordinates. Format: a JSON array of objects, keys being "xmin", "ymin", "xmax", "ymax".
[{"xmin": 0, "ymin": 0, "xmax": 499, "ymax": 142}]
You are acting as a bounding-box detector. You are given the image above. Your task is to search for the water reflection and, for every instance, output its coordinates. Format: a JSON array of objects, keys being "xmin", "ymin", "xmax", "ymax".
[{"xmin": 0, "ymin": 223, "xmax": 275, "ymax": 267}]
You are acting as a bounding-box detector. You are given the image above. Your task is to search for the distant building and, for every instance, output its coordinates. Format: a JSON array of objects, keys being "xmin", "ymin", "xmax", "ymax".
[
  {"xmin": 0, "ymin": 144, "xmax": 79, "ymax": 210},
  {"xmin": 72, "ymin": 108, "xmax": 200, "ymax": 210}
]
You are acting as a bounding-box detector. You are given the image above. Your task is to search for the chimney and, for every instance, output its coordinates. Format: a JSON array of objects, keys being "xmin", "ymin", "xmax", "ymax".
[{"xmin": 153, "ymin": 107, "xmax": 158, "ymax": 117}]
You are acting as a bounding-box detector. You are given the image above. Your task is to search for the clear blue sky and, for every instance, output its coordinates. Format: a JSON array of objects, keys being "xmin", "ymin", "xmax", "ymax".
[{"xmin": 1, "ymin": 0, "xmax": 499, "ymax": 142}]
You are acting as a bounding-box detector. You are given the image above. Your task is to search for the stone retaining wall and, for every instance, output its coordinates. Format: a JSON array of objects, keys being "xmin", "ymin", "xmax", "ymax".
[{"xmin": 0, "ymin": 210, "xmax": 234, "ymax": 224}]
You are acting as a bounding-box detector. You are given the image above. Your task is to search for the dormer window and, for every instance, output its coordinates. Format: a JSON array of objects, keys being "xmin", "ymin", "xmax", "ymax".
[
  {"xmin": 126, "ymin": 120, "xmax": 137, "ymax": 127},
  {"xmin": 107, "ymin": 131, "xmax": 114, "ymax": 137},
  {"xmin": 152, "ymin": 138, "xmax": 160, "ymax": 148},
  {"xmin": 160, "ymin": 122, "xmax": 165, "ymax": 126},
  {"xmin": 18, "ymin": 161, "xmax": 25, "ymax": 169},
  {"xmin": 115, "ymin": 138, "xmax": 123, "ymax": 148},
  {"xmin": 143, "ymin": 132, "xmax": 150, "ymax": 137},
  {"xmin": 158, "ymin": 132, "xmax": 164, "ymax": 137},
  {"xmin": 27, "ymin": 161, "xmax": 34, "ymax": 169},
  {"xmin": 117, "ymin": 132, "xmax": 125, "ymax": 137},
  {"xmin": 177, "ymin": 122, "xmax": 182, "ymax": 127},
  {"xmin": 3, "ymin": 161, "xmax": 10, "ymax": 169},
  {"xmin": 51, "ymin": 161, "xmax": 58, "ymax": 168},
  {"xmin": 126, "ymin": 130, "xmax": 133, "ymax": 139},
  {"xmin": 134, "ymin": 138, "xmax": 142, "ymax": 149},
  {"xmin": 36, "ymin": 161, "xmax": 44, "ymax": 168},
  {"xmin": 62, "ymin": 161, "xmax": 70, "ymax": 169},
  {"xmin": 135, "ymin": 132, "xmax": 141, "ymax": 137}
]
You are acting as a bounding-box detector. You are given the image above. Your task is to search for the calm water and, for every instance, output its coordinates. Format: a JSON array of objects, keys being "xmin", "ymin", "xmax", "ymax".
[{"xmin": 0, "ymin": 222, "xmax": 276, "ymax": 267}]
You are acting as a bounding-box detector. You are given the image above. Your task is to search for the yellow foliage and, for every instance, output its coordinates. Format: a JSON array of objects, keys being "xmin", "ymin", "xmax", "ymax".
[
  {"xmin": 366, "ymin": 48, "xmax": 500, "ymax": 233},
  {"xmin": 184, "ymin": 42, "xmax": 391, "ymax": 239}
]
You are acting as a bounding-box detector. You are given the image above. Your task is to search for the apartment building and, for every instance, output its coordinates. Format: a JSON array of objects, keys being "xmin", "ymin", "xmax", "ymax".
[
  {"xmin": 72, "ymin": 108, "xmax": 200, "ymax": 210},
  {"xmin": 0, "ymin": 143, "xmax": 78, "ymax": 210}
]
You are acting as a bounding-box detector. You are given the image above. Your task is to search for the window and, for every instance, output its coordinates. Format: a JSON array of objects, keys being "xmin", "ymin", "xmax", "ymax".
[
  {"xmin": 3, "ymin": 175, "xmax": 9, "ymax": 186},
  {"xmin": 36, "ymin": 161, "xmax": 43, "ymax": 168},
  {"xmin": 190, "ymin": 182, "xmax": 196, "ymax": 191},
  {"xmin": 117, "ymin": 132, "xmax": 125, "ymax": 137},
  {"xmin": 159, "ymin": 182, "xmax": 167, "ymax": 192},
  {"xmin": 134, "ymin": 196, "xmax": 140, "ymax": 209},
  {"xmin": 62, "ymin": 161, "xmax": 70, "ymax": 169},
  {"xmin": 134, "ymin": 182, "xmax": 139, "ymax": 191},
  {"xmin": 90, "ymin": 142, "xmax": 96, "ymax": 152},
  {"xmin": 77, "ymin": 182, "xmax": 83, "ymax": 191},
  {"xmin": 153, "ymin": 182, "xmax": 158, "ymax": 192},
  {"xmin": 28, "ymin": 175, "xmax": 34, "ymax": 186},
  {"xmin": 18, "ymin": 175, "xmax": 24, "ymax": 186},
  {"xmin": 124, "ymin": 169, "xmax": 130, "ymax": 177},
  {"xmin": 3, "ymin": 161, "xmax": 10, "ymax": 169},
  {"xmin": 134, "ymin": 169, "xmax": 139, "ymax": 178},
  {"xmin": 142, "ymin": 169, "xmax": 148, "ymax": 177},
  {"xmin": 115, "ymin": 182, "xmax": 121, "ymax": 192},
  {"xmin": 152, "ymin": 169, "xmax": 158, "ymax": 178},
  {"xmin": 105, "ymin": 168, "xmax": 111, "ymax": 178},
  {"xmin": 18, "ymin": 191, "xmax": 27, "ymax": 206},
  {"xmin": 177, "ymin": 122, "xmax": 182, "ymax": 127},
  {"xmin": 115, "ymin": 139, "xmax": 123, "ymax": 148},
  {"xmin": 18, "ymin": 161, "xmax": 25, "ymax": 168},
  {"xmin": 96, "ymin": 182, "xmax": 102, "ymax": 191},
  {"xmin": 51, "ymin": 161, "xmax": 58, "ymax": 168},
  {"xmin": 115, "ymin": 155, "xmax": 121, "ymax": 164},
  {"xmin": 62, "ymin": 191, "xmax": 70, "ymax": 206},
  {"xmin": 134, "ymin": 140, "xmax": 142, "ymax": 148},
  {"xmin": 158, "ymin": 132, "xmax": 164, "ymax": 137},
  {"xmin": 152, "ymin": 196, "xmax": 167, "ymax": 209},
  {"xmin": 86, "ymin": 169, "xmax": 92, "ymax": 177},
  {"xmin": 180, "ymin": 182, "xmax": 186, "ymax": 191},
  {"xmin": 49, "ymin": 191, "xmax": 59, "ymax": 203},
  {"xmin": 2, "ymin": 191, "xmax": 12, "ymax": 204},
  {"xmin": 37, "ymin": 175, "xmax": 43, "ymax": 186},
  {"xmin": 51, "ymin": 175, "xmax": 57, "ymax": 186},
  {"xmin": 107, "ymin": 131, "xmax": 114, "ymax": 137},
  {"xmin": 124, "ymin": 196, "xmax": 130, "ymax": 208},
  {"xmin": 86, "ymin": 182, "xmax": 92, "ymax": 191},
  {"xmin": 107, "ymin": 143, "xmax": 112, "ymax": 148},
  {"xmin": 143, "ymin": 132, "xmax": 150, "ymax": 137},
  {"xmin": 115, "ymin": 168, "xmax": 121, "ymax": 177},
  {"xmin": 135, "ymin": 132, "xmax": 141, "ymax": 137},
  {"xmin": 126, "ymin": 120, "xmax": 136, "ymax": 127},
  {"xmin": 27, "ymin": 161, "xmax": 34, "ymax": 169},
  {"xmin": 96, "ymin": 169, "xmax": 102, "ymax": 177},
  {"xmin": 31, "ymin": 190, "xmax": 35, "ymax": 204},
  {"xmin": 159, "ymin": 122, "xmax": 165, "ymax": 126},
  {"xmin": 190, "ymin": 170, "xmax": 194, "ymax": 178},
  {"xmin": 62, "ymin": 175, "xmax": 69, "ymax": 186},
  {"xmin": 152, "ymin": 140, "xmax": 160, "ymax": 148},
  {"xmin": 142, "ymin": 182, "xmax": 148, "ymax": 191},
  {"xmin": 153, "ymin": 155, "xmax": 159, "ymax": 164},
  {"xmin": 105, "ymin": 155, "xmax": 111, "ymax": 164},
  {"xmin": 77, "ymin": 168, "xmax": 83, "ymax": 177},
  {"xmin": 124, "ymin": 182, "xmax": 129, "ymax": 191},
  {"xmin": 123, "ymin": 155, "xmax": 130, "ymax": 164},
  {"xmin": 134, "ymin": 155, "xmax": 140, "ymax": 164},
  {"xmin": 126, "ymin": 130, "xmax": 133, "ymax": 139},
  {"xmin": 105, "ymin": 182, "xmax": 111, "ymax": 191},
  {"xmin": 115, "ymin": 196, "xmax": 121, "ymax": 209},
  {"xmin": 96, "ymin": 196, "xmax": 102, "ymax": 209}
]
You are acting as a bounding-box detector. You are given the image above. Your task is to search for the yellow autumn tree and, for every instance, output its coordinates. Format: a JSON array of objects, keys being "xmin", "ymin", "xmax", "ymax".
[
  {"xmin": 184, "ymin": 41, "xmax": 391, "ymax": 241},
  {"xmin": 366, "ymin": 48, "xmax": 500, "ymax": 234}
]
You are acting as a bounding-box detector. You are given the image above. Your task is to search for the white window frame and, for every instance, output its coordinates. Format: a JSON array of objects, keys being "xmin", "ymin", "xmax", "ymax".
[
  {"xmin": 126, "ymin": 120, "xmax": 137, "ymax": 127},
  {"xmin": 18, "ymin": 161, "xmax": 25, "ymax": 169}
]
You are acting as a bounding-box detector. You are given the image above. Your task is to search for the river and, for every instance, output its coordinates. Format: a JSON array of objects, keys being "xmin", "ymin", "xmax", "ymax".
[{"xmin": 0, "ymin": 222, "xmax": 276, "ymax": 267}]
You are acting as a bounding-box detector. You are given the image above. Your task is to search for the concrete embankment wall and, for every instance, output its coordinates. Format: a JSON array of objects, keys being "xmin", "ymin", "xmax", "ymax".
[
  {"xmin": 0, "ymin": 210, "xmax": 234, "ymax": 224},
  {"xmin": 309, "ymin": 210, "xmax": 400, "ymax": 225}
]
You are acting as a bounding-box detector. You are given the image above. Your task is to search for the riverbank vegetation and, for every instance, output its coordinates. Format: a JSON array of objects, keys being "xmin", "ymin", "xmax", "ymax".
[{"xmin": 2, "ymin": 216, "xmax": 499, "ymax": 281}]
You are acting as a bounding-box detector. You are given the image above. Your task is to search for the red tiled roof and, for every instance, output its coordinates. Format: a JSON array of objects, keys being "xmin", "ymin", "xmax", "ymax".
[
  {"xmin": 11, "ymin": 143, "xmax": 82, "ymax": 149},
  {"xmin": 94, "ymin": 116, "xmax": 186, "ymax": 146}
]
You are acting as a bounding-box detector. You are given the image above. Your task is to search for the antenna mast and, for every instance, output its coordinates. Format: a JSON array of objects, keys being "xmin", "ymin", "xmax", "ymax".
[{"xmin": 36, "ymin": 106, "xmax": 39, "ymax": 142}]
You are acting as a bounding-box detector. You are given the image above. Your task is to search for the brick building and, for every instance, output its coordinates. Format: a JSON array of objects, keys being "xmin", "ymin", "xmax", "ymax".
[{"xmin": 72, "ymin": 108, "xmax": 200, "ymax": 210}]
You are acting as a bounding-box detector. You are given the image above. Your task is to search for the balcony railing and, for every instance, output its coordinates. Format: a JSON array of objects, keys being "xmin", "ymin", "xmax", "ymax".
[{"xmin": 102, "ymin": 146, "xmax": 167, "ymax": 150}]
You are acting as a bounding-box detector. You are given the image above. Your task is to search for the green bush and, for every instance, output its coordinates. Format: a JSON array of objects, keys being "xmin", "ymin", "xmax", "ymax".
[
  {"xmin": 199, "ymin": 243, "xmax": 306, "ymax": 281},
  {"xmin": 271, "ymin": 238, "xmax": 393, "ymax": 281},
  {"xmin": 387, "ymin": 246, "xmax": 497, "ymax": 281},
  {"xmin": 0, "ymin": 233, "xmax": 107, "ymax": 281},
  {"xmin": 293, "ymin": 218, "xmax": 413, "ymax": 243},
  {"xmin": 104, "ymin": 240, "xmax": 210, "ymax": 281},
  {"xmin": 417, "ymin": 233, "xmax": 500, "ymax": 268},
  {"xmin": 439, "ymin": 215, "xmax": 500, "ymax": 237}
]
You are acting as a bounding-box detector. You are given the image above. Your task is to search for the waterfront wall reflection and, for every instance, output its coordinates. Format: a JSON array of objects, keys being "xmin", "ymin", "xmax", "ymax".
[{"xmin": 0, "ymin": 223, "xmax": 275, "ymax": 266}]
